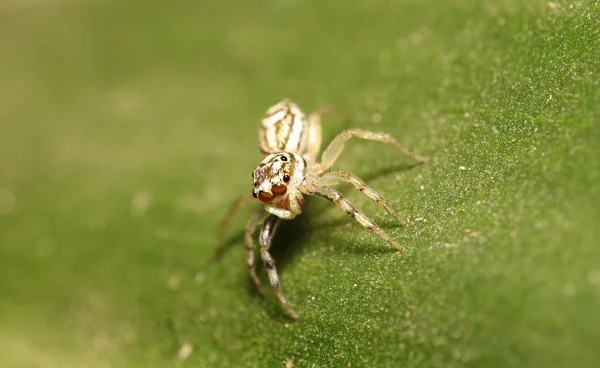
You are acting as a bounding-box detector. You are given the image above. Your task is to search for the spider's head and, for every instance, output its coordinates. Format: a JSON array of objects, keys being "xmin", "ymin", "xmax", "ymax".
[{"xmin": 252, "ymin": 152, "xmax": 305, "ymax": 203}]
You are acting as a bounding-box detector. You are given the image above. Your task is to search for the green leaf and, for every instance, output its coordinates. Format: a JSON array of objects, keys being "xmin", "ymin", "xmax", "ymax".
[{"xmin": 1, "ymin": 1, "xmax": 598, "ymax": 367}]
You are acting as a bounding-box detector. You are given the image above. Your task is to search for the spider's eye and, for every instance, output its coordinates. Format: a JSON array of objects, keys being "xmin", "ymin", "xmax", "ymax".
[
  {"xmin": 258, "ymin": 191, "xmax": 274, "ymax": 203},
  {"xmin": 252, "ymin": 191, "xmax": 258, "ymax": 198},
  {"xmin": 283, "ymin": 175, "xmax": 290, "ymax": 182},
  {"xmin": 280, "ymin": 155, "xmax": 288, "ymax": 162},
  {"xmin": 272, "ymin": 184, "xmax": 287, "ymax": 196}
]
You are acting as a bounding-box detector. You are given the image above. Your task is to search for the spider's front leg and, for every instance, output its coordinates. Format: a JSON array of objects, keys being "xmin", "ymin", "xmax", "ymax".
[
  {"xmin": 319, "ymin": 170, "xmax": 408, "ymax": 227},
  {"xmin": 244, "ymin": 211, "xmax": 269, "ymax": 296},
  {"xmin": 318, "ymin": 128, "xmax": 429, "ymax": 173},
  {"xmin": 259, "ymin": 214, "xmax": 298, "ymax": 319},
  {"xmin": 304, "ymin": 184, "xmax": 405, "ymax": 252}
]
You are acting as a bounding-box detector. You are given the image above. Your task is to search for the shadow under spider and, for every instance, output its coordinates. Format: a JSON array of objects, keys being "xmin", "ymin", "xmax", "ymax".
[{"xmin": 357, "ymin": 162, "xmax": 422, "ymax": 182}]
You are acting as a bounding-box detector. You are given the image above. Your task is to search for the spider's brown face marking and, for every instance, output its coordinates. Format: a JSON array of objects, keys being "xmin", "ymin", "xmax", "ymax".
[{"xmin": 252, "ymin": 152, "xmax": 305, "ymax": 203}]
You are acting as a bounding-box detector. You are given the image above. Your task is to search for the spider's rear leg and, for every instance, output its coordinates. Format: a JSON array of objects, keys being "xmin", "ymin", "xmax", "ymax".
[
  {"xmin": 304, "ymin": 104, "xmax": 348, "ymax": 165},
  {"xmin": 214, "ymin": 193, "xmax": 253, "ymax": 260},
  {"xmin": 318, "ymin": 128, "xmax": 429, "ymax": 173},
  {"xmin": 305, "ymin": 184, "xmax": 404, "ymax": 252},
  {"xmin": 319, "ymin": 171, "xmax": 408, "ymax": 227},
  {"xmin": 260, "ymin": 214, "xmax": 298, "ymax": 319},
  {"xmin": 244, "ymin": 211, "xmax": 269, "ymax": 297}
]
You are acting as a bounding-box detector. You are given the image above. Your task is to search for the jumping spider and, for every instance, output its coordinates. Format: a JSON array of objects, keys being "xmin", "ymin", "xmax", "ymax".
[{"xmin": 215, "ymin": 100, "xmax": 428, "ymax": 319}]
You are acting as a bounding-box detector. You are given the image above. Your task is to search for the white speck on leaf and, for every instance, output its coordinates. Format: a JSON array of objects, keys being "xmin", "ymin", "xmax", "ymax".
[
  {"xmin": 167, "ymin": 274, "xmax": 181, "ymax": 291},
  {"xmin": 177, "ymin": 342, "xmax": 193, "ymax": 360},
  {"xmin": 131, "ymin": 190, "xmax": 151, "ymax": 217}
]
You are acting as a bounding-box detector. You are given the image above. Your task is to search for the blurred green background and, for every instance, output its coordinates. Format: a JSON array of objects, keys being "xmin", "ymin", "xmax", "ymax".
[{"xmin": 1, "ymin": 0, "xmax": 599, "ymax": 367}]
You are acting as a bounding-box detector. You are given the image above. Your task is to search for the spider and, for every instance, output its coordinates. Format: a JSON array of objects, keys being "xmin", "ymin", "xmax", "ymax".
[{"xmin": 215, "ymin": 99, "xmax": 428, "ymax": 319}]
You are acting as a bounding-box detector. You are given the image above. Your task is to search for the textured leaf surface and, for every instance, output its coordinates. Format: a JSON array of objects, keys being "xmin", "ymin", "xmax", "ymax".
[{"xmin": 1, "ymin": 1, "xmax": 599, "ymax": 367}]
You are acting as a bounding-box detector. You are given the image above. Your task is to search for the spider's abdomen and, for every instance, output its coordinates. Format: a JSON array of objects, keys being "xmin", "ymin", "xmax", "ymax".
[{"xmin": 259, "ymin": 100, "xmax": 308, "ymax": 155}]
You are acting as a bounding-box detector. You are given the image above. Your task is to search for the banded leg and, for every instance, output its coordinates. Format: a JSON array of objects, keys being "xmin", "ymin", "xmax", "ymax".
[
  {"xmin": 305, "ymin": 184, "xmax": 404, "ymax": 252},
  {"xmin": 259, "ymin": 214, "xmax": 298, "ymax": 319},
  {"xmin": 318, "ymin": 171, "xmax": 408, "ymax": 227},
  {"xmin": 213, "ymin": 193, "xmax": 253, "ymax": 260},
  {"xmin": 318, "ymin": 128, "xmax": 429, "ymax": 173},
  {"xmin": 244, "ymin": 211, "xmax": 269, "ymax": 296}
]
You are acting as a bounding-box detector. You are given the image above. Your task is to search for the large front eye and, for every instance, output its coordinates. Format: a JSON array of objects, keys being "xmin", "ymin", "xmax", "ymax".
[
  {"xmin": 272, "ymin": 184, "xmax": 287, "ymax": 196},
  {"xmin": 258, "ymin": 191, "xmax": 274, "ymax": 203}
]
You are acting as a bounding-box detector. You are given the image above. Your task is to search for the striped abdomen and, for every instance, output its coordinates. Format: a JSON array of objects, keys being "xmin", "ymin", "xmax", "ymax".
[{"xmin": 259, "ymin": 100, "xmax": 308, "ymax": 155}]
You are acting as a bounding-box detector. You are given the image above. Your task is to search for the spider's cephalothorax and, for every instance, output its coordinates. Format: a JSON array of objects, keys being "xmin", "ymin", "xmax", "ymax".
[
  {"xmin": 216, "ymin": 99, "xmax": 429, "ymax": 320},
  {"xmin": 252, "ymin": 152, "xmax": 306, "ymax": 219}
]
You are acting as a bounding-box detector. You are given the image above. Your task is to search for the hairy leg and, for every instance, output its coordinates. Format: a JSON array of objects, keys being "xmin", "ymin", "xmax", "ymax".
[
  {"xmin": 304, "ymin": 105, "xmax": 337, "ymax": 164},
  {"xmin": 244, "ymin": 211, "xmax": 269, "ymax": 296},
  {"xmin": 318, "ymin": 128, "xmax": 428, "ymax": 173},
  {"xmin": 304, "ymin": 184, "xmax": 404, "ymax": 251},
  {"xmin": 318, "ymin": 171, "xmax": 407, "ymax": 226},
  {"xmin": 259, "ymin": 214, "xmax": 298, "ymax": 319}
]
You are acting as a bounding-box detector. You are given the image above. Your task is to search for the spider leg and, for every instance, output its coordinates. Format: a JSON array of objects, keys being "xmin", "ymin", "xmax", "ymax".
[
  {"xmin": 304, "ymin": 104, "xmax": 338, "ymax": 165},
  {"xmin": 213, "ymin": 193, "xmax": 253, "ymax": 260},
  {"xmin": 318, "ymin": 171, "xmax": 408, "ymax": 227},
  {"xmin": 259, "ymin": 214, "xmax": 298, "ymax": 319},
  {"xmin": 244, "ymin": 211, "xmax": 269, "ymax": 297},
  {"xmin": 305, "ymin": 184, "xmax": 404, "ymax": 252},
  {"xmin": 318, "ymin": 128, "xmax": 428, "ymax": 173}
]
